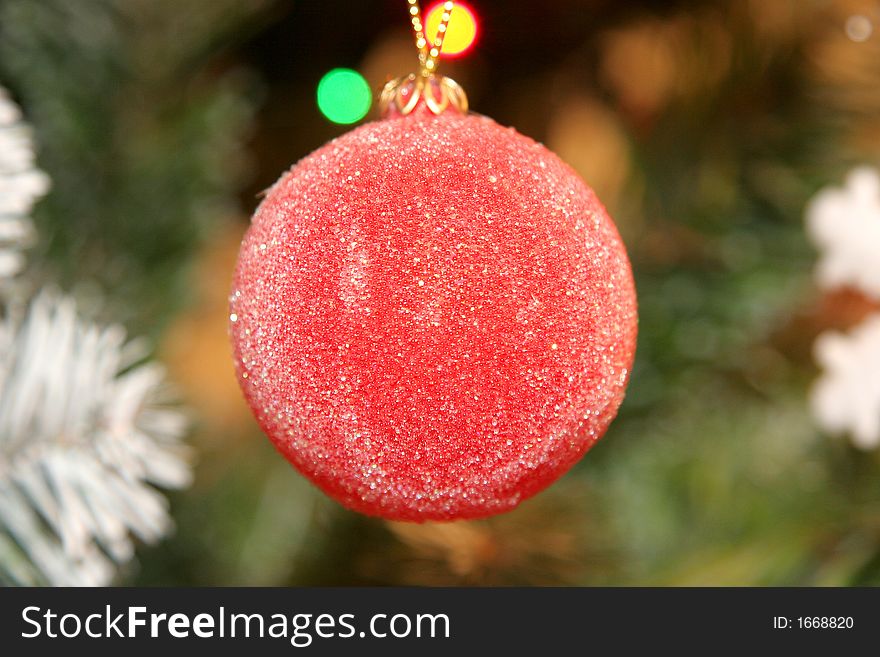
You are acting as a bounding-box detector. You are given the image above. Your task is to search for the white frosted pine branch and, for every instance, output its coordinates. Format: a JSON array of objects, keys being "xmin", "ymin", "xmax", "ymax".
[
  {"xmin": 806, "ymin": 166, "xmax": 880, "ymax": 299},
  {"xmin": 806, "ymin": 167, "xmax": 880, "ymax": 449},
  {"xmin": 811, "ymin": 314, "xmax": 880, "ymax": 450},
  {"xmin": 0, "ymin": 292, "xmax": 191, "ymax": 585},
  {"xmin": 0, "ymin": 85, "xmax": 49, "ymax": 281}
]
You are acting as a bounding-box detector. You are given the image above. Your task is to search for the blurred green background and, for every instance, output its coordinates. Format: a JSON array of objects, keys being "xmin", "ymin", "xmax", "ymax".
[{"xmin": 2, "ymin": 0, "xmax": 880, "ymax": 585}]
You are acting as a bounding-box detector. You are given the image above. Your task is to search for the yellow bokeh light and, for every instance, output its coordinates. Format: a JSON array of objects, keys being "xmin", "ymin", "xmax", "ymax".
[{"xmin": 426, "ymin": 1, "xmax": 478, "ymax": 57}]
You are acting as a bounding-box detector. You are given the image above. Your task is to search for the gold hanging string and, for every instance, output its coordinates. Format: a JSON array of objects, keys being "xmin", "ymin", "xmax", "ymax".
[
  {"xmin": 379, "ymin": 1, "xmax": 468, "ymax": 116},
  {"xmin": 409, "ymin": 0, "xmax": 453, "ymax": 77},
  {"xmin": 408, "ymin": 1, "xmax": 429, "ymax": 74}
]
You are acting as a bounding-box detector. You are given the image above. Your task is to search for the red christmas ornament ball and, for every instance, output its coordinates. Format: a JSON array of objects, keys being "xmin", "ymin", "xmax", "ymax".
[{"xmin": 230, "ymin": 109, "xmax": 637, "ymax": 521}]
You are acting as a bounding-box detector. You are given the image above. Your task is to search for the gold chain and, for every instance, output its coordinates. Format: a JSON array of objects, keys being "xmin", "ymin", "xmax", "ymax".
[{"xmin": 407, "ymin": 0, "xmax": 454, "ymax": 77}]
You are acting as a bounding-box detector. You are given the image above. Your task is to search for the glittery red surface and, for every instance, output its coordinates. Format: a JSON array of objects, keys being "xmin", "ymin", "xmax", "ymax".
[{"xmin": 230, "ymin": 110, "xmax": 637, "ymax": 521}]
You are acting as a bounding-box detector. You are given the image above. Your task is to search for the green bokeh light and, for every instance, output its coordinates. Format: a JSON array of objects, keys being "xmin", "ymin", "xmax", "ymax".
[{"xmin": 316, "ymin": 69, "xmax": 372, "ymax": 125}]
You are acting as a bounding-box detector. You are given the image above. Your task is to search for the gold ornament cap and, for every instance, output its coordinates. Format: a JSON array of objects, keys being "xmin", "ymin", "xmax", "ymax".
[
  {"xmin": 379, "ymin": 73, "xmax": 468, "ymax": 117},
  {"xmin": 378, "ymin": 1, "xmax": 469, "ymax": 117}
]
